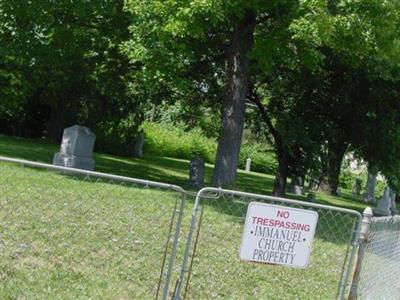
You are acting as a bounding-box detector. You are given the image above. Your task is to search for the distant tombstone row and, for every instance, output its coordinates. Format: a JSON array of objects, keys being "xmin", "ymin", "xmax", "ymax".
[{"xmin": 53, "ymin": 125, "xmax": 96, "ymax": 171}]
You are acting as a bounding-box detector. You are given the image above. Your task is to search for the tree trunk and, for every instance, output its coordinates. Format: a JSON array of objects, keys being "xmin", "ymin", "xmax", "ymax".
[
  {"xmin": 273, "ymin": 150, "xmax": 289, "ymax": 197},
  {"xmin": 362, "ymin": 168, "xmax": 377, "ymax": 203},
  {"xmin": 318, "ymin": 141, "xmax": 348, "ymax": 196},
  {"xmin": 46, "ymin": 100, "xmax": 66, "ymax": 142},
  {"xmin": 211, "ymin": 11, "xmax": 256, "ymax": 187},
  {"xmin": 251, "ymin": 88, "xmax": 289, "ymax": 196}
]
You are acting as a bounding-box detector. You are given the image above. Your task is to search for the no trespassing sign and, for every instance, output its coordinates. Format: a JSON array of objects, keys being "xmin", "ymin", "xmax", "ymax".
[{"xmin": 239, "ymin": 202, "xmax": 318, "ymax": 268}]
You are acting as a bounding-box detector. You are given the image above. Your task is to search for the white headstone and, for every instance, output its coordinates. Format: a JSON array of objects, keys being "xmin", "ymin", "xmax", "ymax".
[
  {"xmin": 53, "ymin": 125, "xmax": 96, "ymax": 171},
  {"xmin": 374, "ymin": 186, "xmax": 392, "ymax": 216},
  {"xmin": 245, "ymin": 158, "xmax": 251, "ymax": 173}
]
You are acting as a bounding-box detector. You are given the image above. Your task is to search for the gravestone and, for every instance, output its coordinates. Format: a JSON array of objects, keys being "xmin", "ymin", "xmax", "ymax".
[
  {"xmin": 352, "ymin": 178, "xmax": 362, "ymax": 196},
  {"xmin": 374, "ymin": 186, "xmax": 392, "ymax": 216},
  {"xmin": 287, "ymin": 176, "xmax": 304, "ymax": 196},
  {"xmin": 53, "ymin": 125, "xmax": 96, "ymax": 171},
  {"xmin": 390, "ymin": 190, "xmax": 398, "ymax": 216},
  {"xmin": 245, "ymin": 158, "xmax": 251, "ymax": 173},
  {"xmin": 363, "ymin": 171, "xmax": 377, "ymax": 203},
  {"xmin": 133, "ymin": 131, "xmax": 145, "ymax": 158},
  {"xmin": 187, "ymin": 156, "xmax": 205, "ymax": 189},
  {"xmin": 307, "ymin": 192, "xmax": 316, "ymax": 203}
]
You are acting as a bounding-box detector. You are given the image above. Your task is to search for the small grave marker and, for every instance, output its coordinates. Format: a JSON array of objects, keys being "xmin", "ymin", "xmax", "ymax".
[{"xmin": 245, "ymin": 158, "xmax": 251, "ymax": 173}]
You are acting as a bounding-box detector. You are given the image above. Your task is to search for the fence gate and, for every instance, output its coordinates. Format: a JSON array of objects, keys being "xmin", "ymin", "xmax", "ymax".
[
  {"xmin": 0, "ymin": 156, "xmax": 187, "ymax": 299},
  {"xmin": 174, "ymin": 187, "xmax": 362, "ymax": 300},
  {"xmin": 352, "ymin": 215, "xmax": 400, "ymax": 299}
]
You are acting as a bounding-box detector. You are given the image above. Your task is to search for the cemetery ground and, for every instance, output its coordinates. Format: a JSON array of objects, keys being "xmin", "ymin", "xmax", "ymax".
[
  {"xmin": 0, "ymin": 134, "xmax": 398, "ymax": 299},
  {"xmin": 0, "ymin": 134, "xmax": 386, "ymax": 212}
]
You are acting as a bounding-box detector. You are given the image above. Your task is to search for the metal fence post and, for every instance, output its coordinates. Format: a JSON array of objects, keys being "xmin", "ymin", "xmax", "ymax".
[{"xmin": 348, "ymin": 207, "xmax": 373, "ymax": 300}]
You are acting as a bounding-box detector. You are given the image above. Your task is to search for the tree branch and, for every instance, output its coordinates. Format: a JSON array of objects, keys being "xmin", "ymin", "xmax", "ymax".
[{"xmin": 249, "ymin": 89, "xmax": 280, "ymax": 145}]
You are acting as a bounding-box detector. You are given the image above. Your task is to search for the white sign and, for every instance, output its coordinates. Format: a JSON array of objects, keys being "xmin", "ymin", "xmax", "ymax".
[{"xmin": 239, "ymin": 202, "xmax": 318, "ymax": 268}]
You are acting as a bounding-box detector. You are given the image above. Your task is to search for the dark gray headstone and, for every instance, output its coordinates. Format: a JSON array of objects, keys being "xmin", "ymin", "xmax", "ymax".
[
  {"xmin": 133, "ymin": 131, "xmax": 145, "ymax": 158},
  {"xmin": 352, "ymin": 178, "xmax": 362, "ymax": 196},
  {"xmin": 187, "ymin": 156, "xmax": 205, "ymax": 189},
  {"xmin": 307, "ymin": 192, "xmax": 316, "ymax": 203},
  {"xmin": 53, "ymin": 125, "xmax": 95, "ymax": 171}
]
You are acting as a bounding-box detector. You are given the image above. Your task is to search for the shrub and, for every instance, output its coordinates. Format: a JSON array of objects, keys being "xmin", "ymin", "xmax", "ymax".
[
  {"xmin": 239, "ymin": 142, "xmax": 277, "ymax": 174},
  {"xmin": 142, "ymin": 122, "xmax": 216, "ymax": 163},
  {"xmin": 142, "ymin": 122, "xmax": 277, "ymax": 174}
]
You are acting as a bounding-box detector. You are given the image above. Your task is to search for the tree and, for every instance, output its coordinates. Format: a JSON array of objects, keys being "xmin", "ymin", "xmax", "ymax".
[
  {"xmin": 0, "ymin": 0, "xmax": 144, "ymax": 154},
  {"xmin": 124, "ymin": 1, "xmax": 300, "ymax": 187},
  {"xmin": 249, "ymin": 0, "xmax": 400, "ymax": 196}
]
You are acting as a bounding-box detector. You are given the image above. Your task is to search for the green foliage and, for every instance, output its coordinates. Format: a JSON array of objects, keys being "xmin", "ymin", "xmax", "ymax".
[
  {"xmin": 0, "ymin": 0, "xmax": 144, "ymax": 145},
  {"xmin": 142, "ymin": 122, "xmax": 217, "ymax": 163},
  {"xmin": 142, "ymin": 122, "xmax": 277, "ymax": 174},
  {"xmin": 339, "ymin": 168, "xmax": 359, "ymax": 191},
  {"xmin": 339, "ymin": 167, "xmax": 387, "ymax": 199},
  {"xmin": 154, "ymin": 102, "xmax": 221, "ymax": 139},
  {"xmin": 238, "ymin": 142, "xmax": 277, "ymax": 174}
]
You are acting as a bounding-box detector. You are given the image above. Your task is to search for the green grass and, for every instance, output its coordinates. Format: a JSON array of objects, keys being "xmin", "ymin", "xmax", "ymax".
[
  {"xmin": 0, "ymin": 134, "xmax": 395, "ymax": 299},
  {"xmin": 0, "ymin": 162, "xmax": 187, "ymax": 299},
  {"xmin": 183, "ymin": 193, "xmax": 362, "ymax": 299},
  {"xmin": 0, "ymin": 160, "xmax": 357, "ymax": 299},
  {"xmin": 0, "ymin": 134, "xmax": 382, "ymax": 212}
]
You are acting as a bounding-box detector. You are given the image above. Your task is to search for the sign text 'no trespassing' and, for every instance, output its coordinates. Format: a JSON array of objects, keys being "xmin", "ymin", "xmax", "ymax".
[{"xmin": 239, "ymin": 202, "xmax": 318, "ymax": 268}]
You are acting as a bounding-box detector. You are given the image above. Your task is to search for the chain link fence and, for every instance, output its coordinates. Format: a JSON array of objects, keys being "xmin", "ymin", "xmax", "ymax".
[
  {"xmin": 0, "ymin": 156, "xmax": 188, "ymax": 300},
  {"xmin": 7, "ymin": 155, "xmax": 398, "ymax": 299},
  {"xmin": 174, "ymin": 188, "xmax": 362, "ymax": 300},
  {"xmin": 351, "ymin": 214, "xmax": 400, "ymax": 300}
]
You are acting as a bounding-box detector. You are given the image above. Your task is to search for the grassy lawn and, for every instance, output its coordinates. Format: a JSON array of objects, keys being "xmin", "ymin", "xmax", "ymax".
[
  {"xmin": 0, "ymin": 134, "xmax": 380, "ymax": 212},
  {"xmin": 0, "ymin": 134, "xmax": 394, "ymax": 299},
  {"xmin": 0, "ymin": 159, "xmax": 358, "ymax": 299},
  {"xmin": 0, "ymin": 161, "xmax": 188, "ymax": 299}
]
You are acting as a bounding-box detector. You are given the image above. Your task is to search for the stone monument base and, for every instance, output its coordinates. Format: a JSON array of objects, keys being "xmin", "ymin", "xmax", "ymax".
[
  {"xmin": 53, "ymin": 153, "xmax": 95, "ymax": 171},
  {"xmin": 373, "ymin": 208, "xmax": 391, "ymax": 217}
]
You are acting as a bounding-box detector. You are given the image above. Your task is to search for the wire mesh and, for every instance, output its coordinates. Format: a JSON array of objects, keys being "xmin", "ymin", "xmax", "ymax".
[
  {"xmin": 0, "ymin": 158, "xmax": 187, "ymax": 299},
  {"xmin": 356, "ymin": 215, "xmax": 400, "ymax": 299},
  {"xmin": 177, "ymin": 188, "xmax": 362, "ymax": 300}
]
